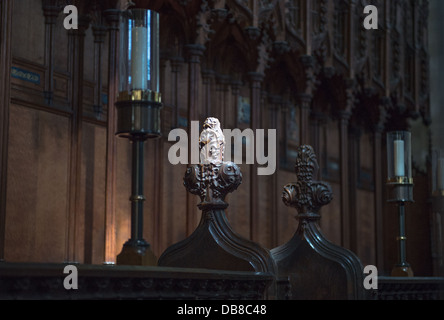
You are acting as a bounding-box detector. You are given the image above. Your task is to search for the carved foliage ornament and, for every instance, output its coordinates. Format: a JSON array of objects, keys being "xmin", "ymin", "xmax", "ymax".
[{"xmin": 282, "ymin": 145, "xmax": 332, "ymax": 218}]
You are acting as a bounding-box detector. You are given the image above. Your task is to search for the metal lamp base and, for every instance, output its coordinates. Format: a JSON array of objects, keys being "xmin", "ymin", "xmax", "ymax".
[
  {"xmin": 115, "ymin": 98, "xmax": 162, "ymax": 139},
  {"xmin": 116, "ymin": 239, "xmax": 157, "ymax": 266},
  {"xmin": 391, "ymin": 263, "xmax": 414, "ymax": 277},
  {"xmin": 386, "ymin": 182, "xmax": 414, "ymax": 203},
  {"xmin": 115, "ymin": 97, "xmax": 162, "ymax": 266},
  {"xmin": 389, "ymin": 198, "xmax": 414, "ymax": 277},
  {"xmin": 387, "ymin": 181, "xmax": 414, "ymax": 277}
]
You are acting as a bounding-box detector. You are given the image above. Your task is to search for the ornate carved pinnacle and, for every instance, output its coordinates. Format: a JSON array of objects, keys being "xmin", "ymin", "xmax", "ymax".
[
  {"xmin": 184, "ymin": 117, "xmax": 242, "ymax": 209},
  {"xmin": 282, "ymin": 145, "xmax": 332, "ymax": 219}
]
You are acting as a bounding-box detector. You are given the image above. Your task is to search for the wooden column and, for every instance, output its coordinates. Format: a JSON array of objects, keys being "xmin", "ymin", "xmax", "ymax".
[
  {"xmin": 338, "ymin": 110, "xmax": 352, "ymax": 249},
  {"xmin": 267, "ymin": 95, "xmax": 280, "ymax": 247},
  {"xmin": 373, "ymin": 107, "xmax": 386, "ymax": 271},
  {"xmin": 103, "ymin": 9, "xmax": 119, "ymax": 264},
  {"xmin": 304, "ymin": 0, "xmax": 313, "ymax": 55},
  {"xmin": 248, "ymin": 71, "xmax": 264, "ymax": 242},
  {"xmin": 299, "ymin": 93, "xmax": 312, "ymax": 146},
  {"xmin": 310, "ymin": 111, "xmax": 324, "ymax": 160},
  {"xmin": 280, "ymin": 100, "xmax": 289, "ymax": 165},
  {"xmin": 216, "ymin": 74, "xmax": 230, "ymax": 126},
  {"xmin": 42, "ymin": 3, "xmax": 61, "ymax": 105},
  {"xmin": 170, "ymin": 57, "xmax": 183, "ymax": 128},
  {"xmin": 300, "ymin": 54, "xmax": 315, "ymax": 146},
  {"xmin": 213, "ymin": 73, "xmax": 223, "ymax": 122},
  {"xmin": 348, "ymin": 124, "xmax": 361, "ymax": 254},
  {"xmin": 92, "ymin": 25, "xmax": 107, "ymax": 118},
  {"xmin": 0, "ymin": 0, "xmax": 13, "ymax": 262},
  {"xmin": 202, "ymin": 69, "xmax": 215, "ymax": 120},
  {"xmin": 152, "ymin": 55, "xmax": 168, "ymax": 257},
  {"xmin": 65, "ymin": 16, "xmax": 90, "ymax": 263},
  {"xmin": 260, "ymin": 90, "xmax": 267, "ymax": 130},
  {"xmin": 151, "ymin": 139, "xmax": 163, "ymax": 257},
  {"xmin": 230, "ymin": 79, "xmax": 241, "ymax": 128},
  {"xmin": 346, "ymin": 0, "xmax": 356, "ymax": 78},
  {"xmin": 310, "ymin": 111, "xmax": 327, "ymax": 180},
  {"xmin": 186, "ymin": 44, "xmax": 205, "ymax": 128},
  {"xmin": 185, "ymin": 44, "xmax": 205, "ymax": 236}
]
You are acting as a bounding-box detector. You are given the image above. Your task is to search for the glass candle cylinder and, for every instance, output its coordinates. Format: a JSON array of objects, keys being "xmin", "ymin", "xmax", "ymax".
[
  {"xmin": 387, "ymin": 131, "xmax": 412, "ymax": 183},
  {"xmin": 118, "ymin": 8, "xmax": 160, "ymax": 101},
  {"xmin": 116, "ymin": 8, "xmax": 162, "ymax": 139}
]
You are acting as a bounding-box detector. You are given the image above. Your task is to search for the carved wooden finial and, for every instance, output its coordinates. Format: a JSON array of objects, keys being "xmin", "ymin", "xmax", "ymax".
[
  {"xmin": 282, "ymin": 145, "xmax": 333, "ymax": 219},
  {"xmin": 272, "ymin": 145, "xmax": 366, "ymax": 300},
  {"xmin": 199, "ymin": 117, "xmax": 225, "ymax": 165},
  {"xmin": 184, "ymin": 117, "xmax": 242, "ymax": 210},
  {"xmin": 159, "ymin": 117, "xmax": 275, "ymax": 277}
]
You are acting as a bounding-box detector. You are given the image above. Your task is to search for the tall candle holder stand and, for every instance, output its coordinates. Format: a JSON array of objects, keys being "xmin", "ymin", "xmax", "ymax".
[
  {"xmin": 387, "ymin": 180, "xmax": 414, "ymax": 277},
  {"xmin": 115, "ymin": 9, "xmax": 161, "ymax": 266},
  {"xmin": 386, "ymin": 131, "xmax": 414, "ymax": 277},
  {"xmin": 115, "ymin": 93, "xmax": 162, "ymax": 266}
]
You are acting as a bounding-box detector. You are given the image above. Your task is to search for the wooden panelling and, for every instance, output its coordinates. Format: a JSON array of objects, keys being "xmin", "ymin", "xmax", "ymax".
[
  {"xmin": 83, "ymin": 27, "xmax": 95, "ymax": 83},
  {"xmin": 160, "ymin": 142, "xmax": 187, "ymax": 251},
  {"xmin": 360, "ymin": 133, "xmax": 374, "ymax": 170},
  {"xmin": 53, "ymin": 73, "xmax": 69, "ymax": 103},
  {"xmin": 0, "ymin": 0, "xmax": 13, "ymax": 261},
  {"xmin": 103, "ymin": 9, "xmax": 119, "ymax": 264},
  {"xmin": 83, "ymin": 81, "xmax": 95, "ymax": 107},
  {"xmin": 5, "ymin": 104, "xmax": 70, "ymax": 262},
  {"xmin": 11, "ymin": 0, "xmax": 45, "ymax": 65},
  {"xmin": 356, "ymin": 189, "xmax": 376, "ymax": 266},
  {"xmin": 11, "ymin": 59, "xmax": 45, "ymax": 102},
  {"xmin": 326, "ymin": 119, "xmax": 340, "ymax": 160},
  {"xmin": 100, "ymin": 32, "xmax": 109, "ymax": 89},
  {"xmin": 143, "ymin": 138, "xmax": 161, "ymax": 255},
  {"xmin": 78, "ymin": 122, "xmax": 106, "ymax": 264},
  {"xmin": 53, "ymin": 14, "xmax": 70, "ymax": 74},
  {"xmin": 320, "ymin": 182, "xmax": 342, "ymax": 247},
  {"xmin": 114, "ymin": 138, "xmax": 132, "ymax": 258},
  {"xmin": 257, "ymin": 173, "xmax": 273, "ymax": 248},
  {"xmin": 407, "ymin": 174, "xmax": 434, "ymax": 276},
  {"xmin": 225, "ymin": 163, "xmax": 251, "ymax": 241}
]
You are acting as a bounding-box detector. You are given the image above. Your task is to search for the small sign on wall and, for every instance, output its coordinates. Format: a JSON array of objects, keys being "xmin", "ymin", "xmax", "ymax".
[{"xmin": 11, "ymin": 66, "xmax": 40, "ymax": 85}]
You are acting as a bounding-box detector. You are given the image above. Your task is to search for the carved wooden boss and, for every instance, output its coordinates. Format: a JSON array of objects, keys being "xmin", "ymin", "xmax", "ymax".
[
  {"xmin": 271, "ymin": 145, "xmax": 366, "ymax": 300},
  {"xmin": 158, "ymin": 118, "xmax": 276, "ymax": 274},
  {"xmin": 159, "ymin": 118, "xmax": 365, "ymax": 300}
]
